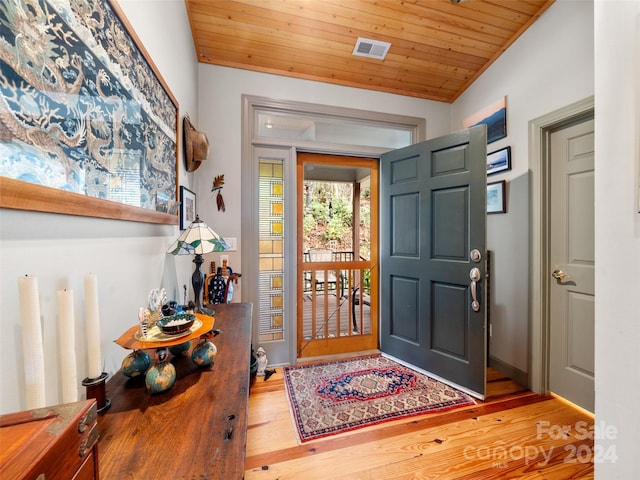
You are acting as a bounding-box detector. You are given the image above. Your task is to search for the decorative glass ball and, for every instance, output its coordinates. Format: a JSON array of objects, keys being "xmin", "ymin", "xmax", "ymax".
[
  {"xmin": 121, "ymin": 350, "xmax": 151, "ymax": 378},
  {"xmin": 145, "ymin": 362, "xmax": 176, "ymax": 394},
  {"xmin": 191, "ymin": 341, "xmax": 217, "ymax": 368},
  {"xmin": 169, "ymin": 340, "xmax": 191, "ymax": 357}
]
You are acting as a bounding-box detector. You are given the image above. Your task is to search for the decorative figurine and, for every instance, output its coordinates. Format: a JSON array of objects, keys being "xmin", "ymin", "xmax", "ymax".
[
  {"xmin": 145, "ymin": 348, "xmax": 176, "ymax": 394},
  {"xmin": 138, "ymin": 307, "xmax": 148, "ymax": 338},
  {"xmin": 211, "ymin": 174, "xmax": 225, "ymax": 211},
  {"xmin": 256, "ymin": 347, "xmax": 268, "ymax": 376},
  {"xmin": 208, "ymin": 267, "xmax": 226, "ymax": 305},
  {"xmin": 144, "ymin": 287, "xmax": 167, "ymax": 329},
  {"xmin": 191, "ymin": 330, "xmax": 218, "ymax": 368},
  {"xmin": 191, "ymin": 338, "xmax": 217, "ymax": 368},
  {"xmin": 148, "ymin": 287, "xmax": 167, "ymax": 313}
]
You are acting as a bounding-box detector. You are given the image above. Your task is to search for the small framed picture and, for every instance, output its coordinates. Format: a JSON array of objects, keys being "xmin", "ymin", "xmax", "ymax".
[
  {"xmin": 180, "ymin": 186, "xmax": 196, "ymax": 229},
  {"xmin": 487, "ymin": 146, "xmax": 511, "ymax": 176},
  {"xmin": 487, "ymin": 180, "xmax": 506, "ymax": 214}
]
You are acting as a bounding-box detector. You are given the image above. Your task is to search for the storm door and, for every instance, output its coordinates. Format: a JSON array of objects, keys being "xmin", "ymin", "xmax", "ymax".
[{"xmin": 297, "ymin": 153, "xmax": 379, "ymax": 358}]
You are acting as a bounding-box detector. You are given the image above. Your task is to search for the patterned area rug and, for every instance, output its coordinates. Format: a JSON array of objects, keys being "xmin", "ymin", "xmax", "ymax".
[{"xmin": 283, "ymin": 354, "xmax": 475, "ymax": 442}]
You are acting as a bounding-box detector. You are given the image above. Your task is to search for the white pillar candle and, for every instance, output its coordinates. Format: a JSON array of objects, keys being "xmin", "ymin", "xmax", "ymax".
[
  {"xmin": 58, "ymin": 289, "xmax": 78, "ymax": 403},
  {"xmin": 84, "ymin": 273, "xmax": 102, "ymax": 379},
  {"xmin": 18, "ymin": 275, "xmax": 46, "ymax": 409}
]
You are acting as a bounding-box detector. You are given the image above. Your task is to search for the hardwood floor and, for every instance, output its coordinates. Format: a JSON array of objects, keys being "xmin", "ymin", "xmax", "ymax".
[{"xmin": 245, "ymin": 361, "xmax": 594, "ymax": 479}]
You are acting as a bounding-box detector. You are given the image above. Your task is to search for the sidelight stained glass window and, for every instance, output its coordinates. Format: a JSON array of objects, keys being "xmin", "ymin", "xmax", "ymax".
[{"xmin": 258, "ymin": 159, "xmax": 285, "ymax": 341}]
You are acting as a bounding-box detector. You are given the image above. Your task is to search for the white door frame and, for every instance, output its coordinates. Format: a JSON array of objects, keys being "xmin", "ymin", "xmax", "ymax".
[{"xmin": 528, "ymin": 96, "xmax": 594, "ymax": 395}]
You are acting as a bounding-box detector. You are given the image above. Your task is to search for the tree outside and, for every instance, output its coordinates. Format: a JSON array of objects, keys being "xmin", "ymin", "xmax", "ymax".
[{"xmin": 303, "ymin": 181, "xmax": 371, "ymax": 261}]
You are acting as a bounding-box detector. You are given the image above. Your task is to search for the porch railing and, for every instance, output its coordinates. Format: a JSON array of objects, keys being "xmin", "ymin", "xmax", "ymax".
[{"xmin": 301, "ymin": 251, "xmax": 371, "ymax": 337}]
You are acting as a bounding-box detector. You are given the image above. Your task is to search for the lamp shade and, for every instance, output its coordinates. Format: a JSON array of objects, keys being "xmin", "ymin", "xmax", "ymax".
[{"xmin": 167, "ymin": 215, "xmax": 230, "ymax": 255}]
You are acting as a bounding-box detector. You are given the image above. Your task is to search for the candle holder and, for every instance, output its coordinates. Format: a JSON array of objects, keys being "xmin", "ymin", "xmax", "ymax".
[{"xmin": 82, "ymin": 373, "xmax": 111, "ymax": 414}]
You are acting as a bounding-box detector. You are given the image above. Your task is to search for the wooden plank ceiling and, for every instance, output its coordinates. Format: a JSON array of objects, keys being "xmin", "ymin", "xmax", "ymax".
[{"xmin": 185, "ymin": 0, "xmax": 554, "ymax": 103}]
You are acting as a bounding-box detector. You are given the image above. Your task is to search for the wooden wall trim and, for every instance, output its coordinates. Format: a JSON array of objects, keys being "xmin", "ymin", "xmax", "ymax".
[{"xmin": 0, "ymin": 177, "xmax": 178, "ymax": 225}]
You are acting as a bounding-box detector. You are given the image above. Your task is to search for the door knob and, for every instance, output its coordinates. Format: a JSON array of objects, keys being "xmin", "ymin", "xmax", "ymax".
[{"xmin": 552, "ymin": 269, "xmax": 569, "ymax": 281}]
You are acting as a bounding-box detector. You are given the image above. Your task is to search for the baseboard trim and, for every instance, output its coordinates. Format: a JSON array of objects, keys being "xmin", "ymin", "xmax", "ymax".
[{"xmin": 489, "ymin": 355, "xmax": 529, "ymax": 388}]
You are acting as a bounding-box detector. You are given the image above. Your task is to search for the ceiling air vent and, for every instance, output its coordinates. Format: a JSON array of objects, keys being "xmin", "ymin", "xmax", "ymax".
[{"xmin": 352, "ymin": 37, "xmax": 391, "ymax": 60}]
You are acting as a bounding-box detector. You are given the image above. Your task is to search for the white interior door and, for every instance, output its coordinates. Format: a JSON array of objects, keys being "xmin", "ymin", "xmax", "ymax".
[{"xmin": 549, "ymin": 117, "xmax": 595, "ymax": 412}]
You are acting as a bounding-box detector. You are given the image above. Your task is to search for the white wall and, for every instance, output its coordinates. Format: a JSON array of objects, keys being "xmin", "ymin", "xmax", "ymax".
[
  {"xmin": 451, "ymin": 0, "xmax": 594, "ymax": 375},
  {"xmin": 0, "ymin": 0, "xmax": 198, "ymax": 414},
  {"xmin": 594, "ymin": 2, "xmax": 640, "ymax": 478}
]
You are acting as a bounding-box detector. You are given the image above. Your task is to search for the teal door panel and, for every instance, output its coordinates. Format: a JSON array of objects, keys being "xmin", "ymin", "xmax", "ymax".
[{"xmin": 380, "ymin": 126, "xmax": 487, "ymax": 398}]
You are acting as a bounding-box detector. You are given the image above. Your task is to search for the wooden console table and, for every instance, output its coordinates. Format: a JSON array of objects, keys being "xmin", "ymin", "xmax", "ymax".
[{"xmin": 98, "ymin": 302, "xmax": 253, "ymax": 479}]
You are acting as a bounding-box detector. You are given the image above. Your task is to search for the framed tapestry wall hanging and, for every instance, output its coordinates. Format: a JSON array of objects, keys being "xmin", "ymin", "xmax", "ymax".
[{"xmin": 0, "ymin": 0, "xmax": 179, "ymax": 224}]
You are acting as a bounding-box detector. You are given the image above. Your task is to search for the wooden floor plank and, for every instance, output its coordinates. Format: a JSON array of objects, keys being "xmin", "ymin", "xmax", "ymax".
[
  {"xmin": 246, "ymin": 391, "xmax": 546, "ymax": 469},
  {"xmin": 335, "ymin": 403, "xmax": 593, "ymax": 479},
  {"xmin": 245, "ymin": 366, "xmax": 594, "ymax": 479}
]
